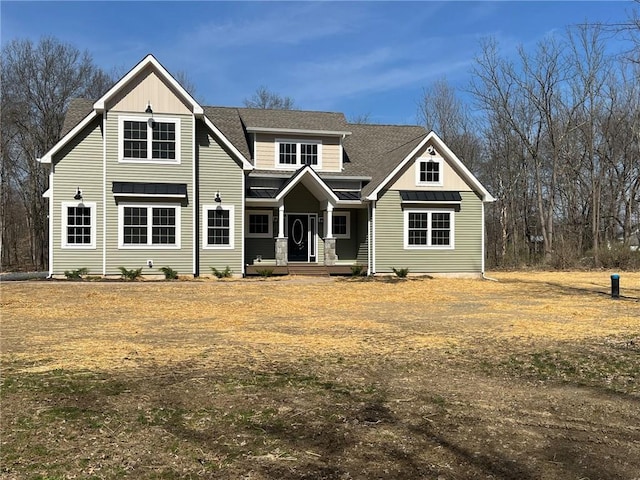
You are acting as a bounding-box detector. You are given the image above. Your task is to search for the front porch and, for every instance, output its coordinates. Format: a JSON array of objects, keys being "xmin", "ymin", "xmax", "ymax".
[{"xmin": 245, "ymin": 263, "xmax": 358, "ymax": 276}]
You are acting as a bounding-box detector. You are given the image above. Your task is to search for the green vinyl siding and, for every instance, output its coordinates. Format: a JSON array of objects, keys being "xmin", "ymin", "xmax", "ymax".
[
  {"xmin": 51, "ymin": 118, "xmax": 104, "ymax": 275},
  {"xmin": 197, "ymin": 121, "xmax": 244, "ymax": 274},
  {"xmin": 334, "ymin": 209, "xmax": 368, "ymax": 264},
  {"xmin": 245, "ymin": 238, "xmax": 276, "ymax": 264},
  {"xmin": 105, "ymin": 113, "xmax": 194, "ymax": 274},
  {"xmin": 375, "ymin": 190, "xmax": 483, "ymax": 273}
]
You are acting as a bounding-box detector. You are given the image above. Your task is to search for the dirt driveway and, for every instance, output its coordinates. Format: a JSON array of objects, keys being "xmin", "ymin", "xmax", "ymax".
[{"xmin": 1, "ymin": 271, "xmax": 639, "ymax": 479}]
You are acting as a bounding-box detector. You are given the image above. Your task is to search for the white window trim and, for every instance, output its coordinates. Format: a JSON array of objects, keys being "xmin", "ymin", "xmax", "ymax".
[
  {"xmin": 118, "ymin": 203, "xmax": 181, "ymax": 249},
  {"xmin": 61, "ymin": 201, "xmax": 97, "ymax": 249},
  {"xmin": 118, "ymin": 115, "xmax": 181, "ymax": 164},
  {"xmin": 415, "ymin": 157, "xmax": 443, "ymax": 186},
  {"xmin": 332, "ymin": 211, "xmax": 351, "ymax": 239},
  {"xmin": 274, "ymin": 138, "xmax": 323, "ymax": 169},
  {"xmin": 203, "ymin": 204, "xmax": 235, "ymax": 249},
  {"xmin": 246, "ymin": 210, "xmax": 273, "ymax": 238},
  {"xmin": 403, "ymin": 208, "xmax": 455, "ymax": 250}
]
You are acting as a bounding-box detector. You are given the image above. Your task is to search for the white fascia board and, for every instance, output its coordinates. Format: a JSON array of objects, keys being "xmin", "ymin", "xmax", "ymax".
[
  {"xmin": 39, "ymin": 110, "xmax": 98, "ymax": 164},
  {"xmin": 426, "ymin": 131, "xmax": 496, "ymax": 203},
  {"xmin": 42, "ymin": 188, "xmax": 52, "ymax": 198},
  {"xmin": 202, "ymin": 117, "xmax": 253, "ymax": 170},
  {"xmin": 365, "ymin": 136, "xmax": 430, "ymax": 201},
  {"xmin": 93, "ymin": 54, "xmax": 204, "ymax": 116},
  {"xmin": 275, "ymin": 167, "xmax": 339, "ymax": 204},
  {"xmin": 365, "ymin": 131, "xmax": 495, "ymax": 203},
  {"xmin": 246, "ymin": 126, "xmax": 352, "ymax": 137}
]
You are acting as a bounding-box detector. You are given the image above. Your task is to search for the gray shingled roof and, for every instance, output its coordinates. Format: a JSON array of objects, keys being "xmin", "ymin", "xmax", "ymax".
[
  {"xmin": 203, "ymin": 107, "xmax": 251, "ymax": 161},
  {"xmin": 238, "ymin": 108, "xmax": 349, "ymax": 132},
  {"xmin": 61, "ymin": 98, "xmax": 94, "ymax": 137},
  {"xmin": 60, "ymin": 98, "xmax": 428, "ymax": 194}
]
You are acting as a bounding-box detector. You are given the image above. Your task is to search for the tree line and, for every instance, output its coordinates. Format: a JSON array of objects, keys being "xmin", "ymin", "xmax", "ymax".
[{"xmin": 1, "ymin": 14, "xmax": 638, "ymax": 271}]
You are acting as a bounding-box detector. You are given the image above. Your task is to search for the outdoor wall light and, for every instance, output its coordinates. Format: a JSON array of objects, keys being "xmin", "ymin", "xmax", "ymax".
[
  {"xmin": 73, "ymin": 187, "xmax": 83, "ymax": 201},
  {"xmin": 214, "ymin": 191, "xmax": 222, "ymax": 203},
  {"xmin": 145, "ymin": 101, "xmax": 153, "ymax": 114}
]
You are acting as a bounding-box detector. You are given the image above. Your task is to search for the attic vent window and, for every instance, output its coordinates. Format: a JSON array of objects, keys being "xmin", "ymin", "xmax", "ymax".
[
  {"xmin": 119, "ymin": 116, "xmax": 180, "ymax": 164},
  {"xmin": 416, "ymin": 157, "xmax": 443, "ymax": 186}
]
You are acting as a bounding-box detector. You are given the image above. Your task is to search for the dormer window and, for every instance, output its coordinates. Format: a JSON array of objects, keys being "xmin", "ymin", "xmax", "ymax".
[
  {"xmin": 416, "ymin": 157, "xmax": 443, "ymax": 186},
  {"xmin": 276, "ymin": 139, "xmax": 322, "ymax": 168},
  {"xmin": 119, "ymin": 116, "xmax": 181, "ymax": 164}
]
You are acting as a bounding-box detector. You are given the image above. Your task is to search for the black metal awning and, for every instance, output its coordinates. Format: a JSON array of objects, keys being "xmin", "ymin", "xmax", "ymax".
[
  {"xmin": 112, "ymin": 182, "xmax": 187, "ymax": 197},
  {"xmin": 400, "ymin": 190, "xmax": 462, "ymax": 202}
]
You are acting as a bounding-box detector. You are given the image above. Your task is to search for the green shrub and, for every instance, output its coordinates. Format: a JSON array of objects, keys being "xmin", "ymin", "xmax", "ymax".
[
  {"xmin": 118, "ymin": 266, "xmax": 143, "ymax": 281},
  {"xmin": 159, "ymin": 266, "xmax": 178, "ymax": 280},
  {"xmin": 392, "ymin": 267, "xmax": 409, "ymax": 278},
  {"xmin": 350, "ymin": 265, "xmax": 365, "ymax": 277},
  {"xmin": 63, "ymin": 268, "xmax": 88, "ymax": 280},
  {"xmin": 211, "ymin": 266, "xmax": 232, "ymax": 278},
  {"xmin": 256, "ymin": 268, "xmax": 274, "ymax": 278}
]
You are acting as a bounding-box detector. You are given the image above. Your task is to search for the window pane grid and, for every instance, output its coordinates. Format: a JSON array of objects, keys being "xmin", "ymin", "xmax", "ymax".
[
  {"xmin": 301, "ymin": 143, "xmax": 318, "ymax": 165},
  {"xmin": 123, "ymin": 207, "xmax": 148, "ymax": 244},
  {"xmin": 249, "ymin": 214, "xmax": 269, "ymax": 234},
  {"xmin": 124, "ymin": 121, "xmax": 148, "ymax": 159},
  {"xmin": 66, "ymin": 206, "xmax": 92, "ymax": 245},
  {"xmin": 152, "ymin": 208, "xmax": 176, "ymax": 244},
  {"xmin": 208, "ymin": 210, "xmax": 230, "ymax": 245},
  {"xmin": 420, "ymin": 161, "xmax": 440, "ymax": 183},
  {"xmin": 279, "ymin": 143, "xmax": 297, "ymax": 164},
  {"xmin": 333, "ymin": 215, "xmax": 347, "ymax": 236},
  {"xmin": 407, "ymin": 212, "xmax": 451, "ymax": 247},
  {"xmin": 152, "ymin": 122, "xmax": 176, "ymax": 159}
]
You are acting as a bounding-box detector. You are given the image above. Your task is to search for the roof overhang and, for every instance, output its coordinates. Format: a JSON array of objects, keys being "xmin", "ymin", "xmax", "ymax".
[
  {"xmin": 275, "ymin": 166, "xmax": 340, "ymax": 204},
  {"xmin": 202, "ymin": 116, "xmax": 253, "ymax": 170},
  {"xmin": 246, "ymin": 126, "xmax": 352, "ymax": 137},
  {"xmin": 38, "ymin": 110, "xmax": 99, "ymax": 164},
  {"xmin": 366, "ymin": 131, "xmax": 495, "ymax": 203},
  {"xmin": 93, "ymin": 54, "xmax": 204, "ymax": 116}
]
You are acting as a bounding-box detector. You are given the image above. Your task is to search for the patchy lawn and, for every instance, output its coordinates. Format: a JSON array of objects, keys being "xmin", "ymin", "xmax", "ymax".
[{"xmin": 1, "ymin": 271, "xmax": 639, "ymax": 479}]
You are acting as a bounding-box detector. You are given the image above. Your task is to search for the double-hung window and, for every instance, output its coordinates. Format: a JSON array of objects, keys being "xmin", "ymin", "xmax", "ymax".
[
  {"xmin": 62, "ymin": 202, "xmax": 96, "ymax": 248},
  {"xmin": 416, "ymin": 157, "xmax": 443, "ymax": 186},
  {"xmin": 203, "ymin": 205, "xmax": 234, "ymax": 249},
  {"xmin": 276, "ymin": 139, "xmax": 322, "ymax": 168},
  {"xmin": 119, "ymin": 204, "xmax": 180, "ymax": 248},
  {"xmin": 120, "ymin": 116, "xmax": 180, "ymax": 163},
  {"xmin": 404, "ymin": 209, "xmax": 454, "ymax": 249}
]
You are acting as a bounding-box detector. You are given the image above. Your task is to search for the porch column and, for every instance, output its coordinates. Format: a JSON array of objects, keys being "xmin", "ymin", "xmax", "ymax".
[
  {"xmin": 275, "ymin": 203, "xmax": 287, "ymax": 266},
  {"xmin": 324, "ymin": 203, "xmax": 336, "ymax": 266},
  {"xmin": 278, "ymin": 203, "xmax": 285, "ymax": 238},
  {"xmin": 325, "ymin": 204, "xmax": 333, "ymax": 239}
]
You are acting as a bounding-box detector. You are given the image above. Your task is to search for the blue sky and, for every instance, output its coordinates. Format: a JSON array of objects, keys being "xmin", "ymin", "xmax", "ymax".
[{"xmin": 1, "ymin": 1, "xmax": 635, "ymax": 124}]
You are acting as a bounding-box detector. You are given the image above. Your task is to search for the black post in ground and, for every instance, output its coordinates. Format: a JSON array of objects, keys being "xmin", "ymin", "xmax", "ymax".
[{"xmin": 611, "ymin": 274, "xmax": 620, "ymax": 298}]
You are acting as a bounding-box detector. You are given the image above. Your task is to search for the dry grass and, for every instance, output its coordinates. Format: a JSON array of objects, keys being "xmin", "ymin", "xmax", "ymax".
[{"xmin": 1, "ymin": 271, "xmax": 639, "ymax": 479}]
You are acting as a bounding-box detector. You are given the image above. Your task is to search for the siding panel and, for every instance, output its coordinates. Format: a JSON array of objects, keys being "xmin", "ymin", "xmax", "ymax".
[
  {"xmin": 375, "ymin": 190, "xmax": 482, "ymax": 274},
  {"xmin": 52, "ymin": 118, "xmax": 104, "ymax": 274}
]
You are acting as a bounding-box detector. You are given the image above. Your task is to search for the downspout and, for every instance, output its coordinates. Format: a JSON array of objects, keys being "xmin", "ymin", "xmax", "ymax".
[
  {"xmin": 367, "ymin": 202, "xmax": 372, "ymax": 275},
  {"xmin": 102, "ymin": 112, "xmax": 107, "ymax": 275},
  {"xmin": 372, "ymin": 200, "xmax": 376, "ymax": 274},
  {"xmin": 47, "ymin": 165, "xmax": 53, "ymax": 278}
]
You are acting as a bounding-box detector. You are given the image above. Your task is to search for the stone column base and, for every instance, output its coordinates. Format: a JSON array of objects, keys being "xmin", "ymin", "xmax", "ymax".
[
  {"xmin": 275, "ymin": 238, "xmax": 288, "ymax": 266},
  {"xmin": 324, "ymin": 237, "xmax": 337, "ymax": 266}
]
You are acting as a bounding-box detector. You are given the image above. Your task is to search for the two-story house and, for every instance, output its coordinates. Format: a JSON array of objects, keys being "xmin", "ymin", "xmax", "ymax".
[{"xmin": 39, "ymin": 54, "xmax": 494, "ymax": 278}]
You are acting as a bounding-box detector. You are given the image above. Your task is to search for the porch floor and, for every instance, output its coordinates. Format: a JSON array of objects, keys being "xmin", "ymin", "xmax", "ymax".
[{"xmin": 245, "ymin": 264, "xmax": 356, "ymax": 277}]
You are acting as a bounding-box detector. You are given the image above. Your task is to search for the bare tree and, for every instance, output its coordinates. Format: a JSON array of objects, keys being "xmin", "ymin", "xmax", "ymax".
[
  {"xmin": 0, "ymin": 37, "xmax": 112, "ymax": 270},
  {"xmin": 243, "ymin": 86, "xmax": 295, "ymax": 110}
]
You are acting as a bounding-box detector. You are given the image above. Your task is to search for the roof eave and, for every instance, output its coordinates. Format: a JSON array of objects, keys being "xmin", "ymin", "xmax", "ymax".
[{"xmin": 246, "ymin": 126, "xmax": 352, "ymax": 137}]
